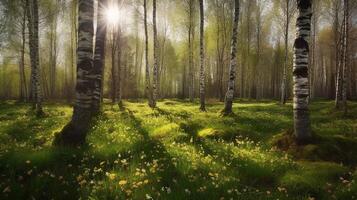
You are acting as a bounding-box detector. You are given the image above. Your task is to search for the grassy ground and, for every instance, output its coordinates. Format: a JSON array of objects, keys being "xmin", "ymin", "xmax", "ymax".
[{"xmin": 0, "ymin": 99, "xmax": 356, "ymax": 200}]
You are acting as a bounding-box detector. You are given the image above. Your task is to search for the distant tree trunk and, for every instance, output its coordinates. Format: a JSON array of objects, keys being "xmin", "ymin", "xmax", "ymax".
[
  {"xmin": 49, "ymin": 8, "xmax": 58, "ymax": 100},
  {"xmin": 55, "ymin": 0, "xmax": 94, "ymax": 146},
  {"xmin": 68, "ymin": 0, "xmax": 77, "ymax": 102},
  {"xmin": 255, "ymin": 0, "xmax": 262, "ymax": 99},
  {"xmin": 199, "ymin": 0, "xmax": 205, "ymax": 111},
  {"xmin": 144, "ymin": 0, "xmax": 153, "ymax": 107},
  {"xmin": 245, "ymin": 0, "xmax": 252, "ymax": 99},
  {"xmin": 293, "ymin": 0, "xmax": 312, "ymax": 142},
  {"xmin": 92, "ymin": 0, "xmax": 107, "ymax": 114},
  {"xmin": 26, "ymin": 0, "xmax": 43, "ymax": 116},
  {"xmin": 117, "ymin": 48, "xmax": 123, "ymax": 109},
  {"xmin": 19, "ymin": 2, "xmax": 27, "ymax": 102},
  {"xmin": 309, "ymin": 0, "xmax": 317, "ymax": 101},
  {"xmin": 187, "ymin": 0, "xmax": 195, "ymax": 102},
  {"xmin": 281, "ymin": 0, "xmax": 290, "ymax": 104},
  {"xmin": 334, "ymin": 0, "xmax": 342, "ymax": 107},
  {"xmin": 222, "ymin": 0, "xmax": 240, "ymax": 115},
  {"xmin": 182, "ymin": 62, "xmax": 187, "ymax": 99},
  {"xmin": 341, "ymin": 0, "xmax": 349, "ymax": 115},
  {"xmin": 111, "ymin": 35, "xmax": 117, "ymax": 103},
  {"xmin": 152, "ymin": 0, "xmax": 158, "ymax": 107}
]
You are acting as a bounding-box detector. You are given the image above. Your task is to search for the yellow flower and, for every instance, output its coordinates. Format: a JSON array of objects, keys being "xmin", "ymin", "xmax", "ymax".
[
  {"xmin": 106, "ymin": 172, "xmax": 116, "ymax": 180},
  {"xmin": 119, "ymin": 180, "xmax": 127, "ymax": 186}
]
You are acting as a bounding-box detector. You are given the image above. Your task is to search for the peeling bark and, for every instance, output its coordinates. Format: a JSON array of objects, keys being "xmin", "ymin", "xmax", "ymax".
[
  {"xmin": 293, "ymin": 0, "xmax": 312, "ymax": 142},
  {"xmin": 55, "ymin": 0, "xmax": 94, "ymax": 146}
]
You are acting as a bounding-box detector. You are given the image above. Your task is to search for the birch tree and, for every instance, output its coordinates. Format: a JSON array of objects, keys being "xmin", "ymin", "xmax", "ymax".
[
  {"xmin": 144, "ymin": 0, "xmax": 154, "ymax": 107},
  {"xmin": 26, "ymin": 0, "xmax": 43, "ymax": 116},
  {"xmin": 222, "ymin": 0, "xmax": 240, "ymax": 115},
  {"xmin": 92, "ymin": 0, "xmax": 107, "ymax": 113},
  {"xmin": 341, "ymin": 0, "xmax": 349, "ymax": 114},
  {"xmin": 199, "ymin": 0, "xmax": 206, "ymax": 111},
  {"xmin": 55, "ymin": 0, "xmax": 94, "ymax": 145},
  {"xmin": 152, "ymin": 0, "xmax": 158, "ymax": 108},
  {"xmin": 280, "ymin": 0, "xmax": 295, "ymax": 104},
  {"xmin": 293, "ymin": 0, "xmax": 312, "ymax": 142}
]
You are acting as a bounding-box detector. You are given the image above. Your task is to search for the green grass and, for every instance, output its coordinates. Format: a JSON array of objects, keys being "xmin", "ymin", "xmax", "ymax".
[{"xmin": 0, "ymin": 99, "xmax": 356, "ymax": 199}]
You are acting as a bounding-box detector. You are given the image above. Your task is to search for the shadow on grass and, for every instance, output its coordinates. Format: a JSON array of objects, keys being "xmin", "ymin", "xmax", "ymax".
[
  {"xmin": 114, "ymin": 109, "xmax": 198, "ymax": 199},
  {"xmin": 272, "ymin": 131, "xmax": 357, "ymax": 166}
]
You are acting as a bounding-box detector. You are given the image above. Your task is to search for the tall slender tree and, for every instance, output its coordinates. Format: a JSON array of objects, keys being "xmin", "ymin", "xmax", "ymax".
[
  {"xmin": 26, "ymin": 0, "xmax": 43, "ymax": 116},
  {"xmin": 117, "ymin": 40, "xmax": 123, "ymax": 109},
  {"xmin": 92, "ymin": 0, "xmax": 107, "ymax": 113},
  {"xmin": 199, "ymin": 0, "xmax": 205, "ymax": 111},
  {"xmin": 222, "ymin": 0, "xmax": 240, "ymax": 115},
  {"xmin": 48, "ymin": 1, "xmax": 58, "ymax": 99},
  {"xmin": 187, "ymin": 0, "xmax": 195, "ymax": 102},
  {"xmin": 293, "ymin": 0, "xmax": 312, "ymax": 142},
  {"xmin": 54, "ymin": 0, "xmax": 94, "ymax": 145},
  {"xmin": 280, "ymin": 0, "xmax": 293, "ymax": 104},
  {"xmin": 110, "ymin": 24, "xmax": 119, "ymax": 103},
  {"xmin": 341, "ymin": 0, "xmax": 349, "ymax": 115},
  {"xmin": 144, "ymin": 0, "xmax": 153, "ymax": 107},
  {"xmin": 152, "ymin": 0, "xmax": 158, "ymax": 108},
  {"xmin": 19, "ymin": 0, "xmax": 27, "ymax": 102}
]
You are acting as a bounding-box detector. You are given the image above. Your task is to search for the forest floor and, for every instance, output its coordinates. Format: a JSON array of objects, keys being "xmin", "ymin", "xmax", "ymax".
[{"xmin": 0, "ymin": 99, "xmax": 356, "ymax": 200}]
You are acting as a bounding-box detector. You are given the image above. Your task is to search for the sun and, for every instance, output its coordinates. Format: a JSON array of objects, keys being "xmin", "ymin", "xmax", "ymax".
[{"xmin": 105, "ymin": 6, "xmax": 120, "ymax": 25}]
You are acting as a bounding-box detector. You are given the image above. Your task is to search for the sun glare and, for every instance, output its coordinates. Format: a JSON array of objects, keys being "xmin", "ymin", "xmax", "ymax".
[{"xmin": 105, "ymin": 6, "xmax": 120, "ymax": 25}]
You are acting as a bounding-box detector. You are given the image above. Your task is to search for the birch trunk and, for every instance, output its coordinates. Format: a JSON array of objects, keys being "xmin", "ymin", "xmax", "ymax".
[
  {"xmin": 222, "ymin": 0, "xmax": 240, "ymax": 115},
  {"xmin": 342, "ymin": 0, "xmax": 349, "ymax": 115},
  {"xmin": 199, "ymin": 0, "xmax": 205, "ymax": 111},
  {"xmin": 152, "ymin": 0, "xmax": 158, "ymax": 108},
  {"xmin": 27, "ymin": 0, "xmax": 43, "ymax": 116},
  {"xmin": 281, "ymin": 0, "xmax": 290, "ymax": 105},
  {"xmin": 144, "ymin": 0, "xmax": 153, "ymax": 107},
  {"xmin": 55, "ymin": 0, "xmax": 94, "ymax": 146},
  {"xmin": 293, "ymin": 0, "xmax": 312, "ymax": 142},
  {"xmin": 92, "ymin": 0, "xmax": 107, "ymax": 113}
]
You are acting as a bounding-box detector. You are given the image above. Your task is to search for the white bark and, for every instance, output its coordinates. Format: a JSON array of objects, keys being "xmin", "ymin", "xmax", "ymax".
[
  {"xmin": 223, "ymin": 0, "xmax": 240, "ymax": 115},
  {"xmin": 293, "ymin": 0, "xmax": 312, "ymax": 141}
]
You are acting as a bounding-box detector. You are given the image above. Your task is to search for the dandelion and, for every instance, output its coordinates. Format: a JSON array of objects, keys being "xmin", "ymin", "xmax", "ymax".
[
  {"xmin": 106, "ymin": 172, "xmax": 116, "ymax": 180},
  {"xmin": 119, "ymin": 180, "xmax": 127, "ymax": 186}
]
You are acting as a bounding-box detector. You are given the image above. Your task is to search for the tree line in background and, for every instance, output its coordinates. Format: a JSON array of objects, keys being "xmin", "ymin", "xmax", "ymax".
[
  {"xmin": 0, "ymin": 0, "xmax": 356, "ymax": 103},
  {"xmin": 0, "ymin": 0, "xmax": 355, "ymax": 145}
]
